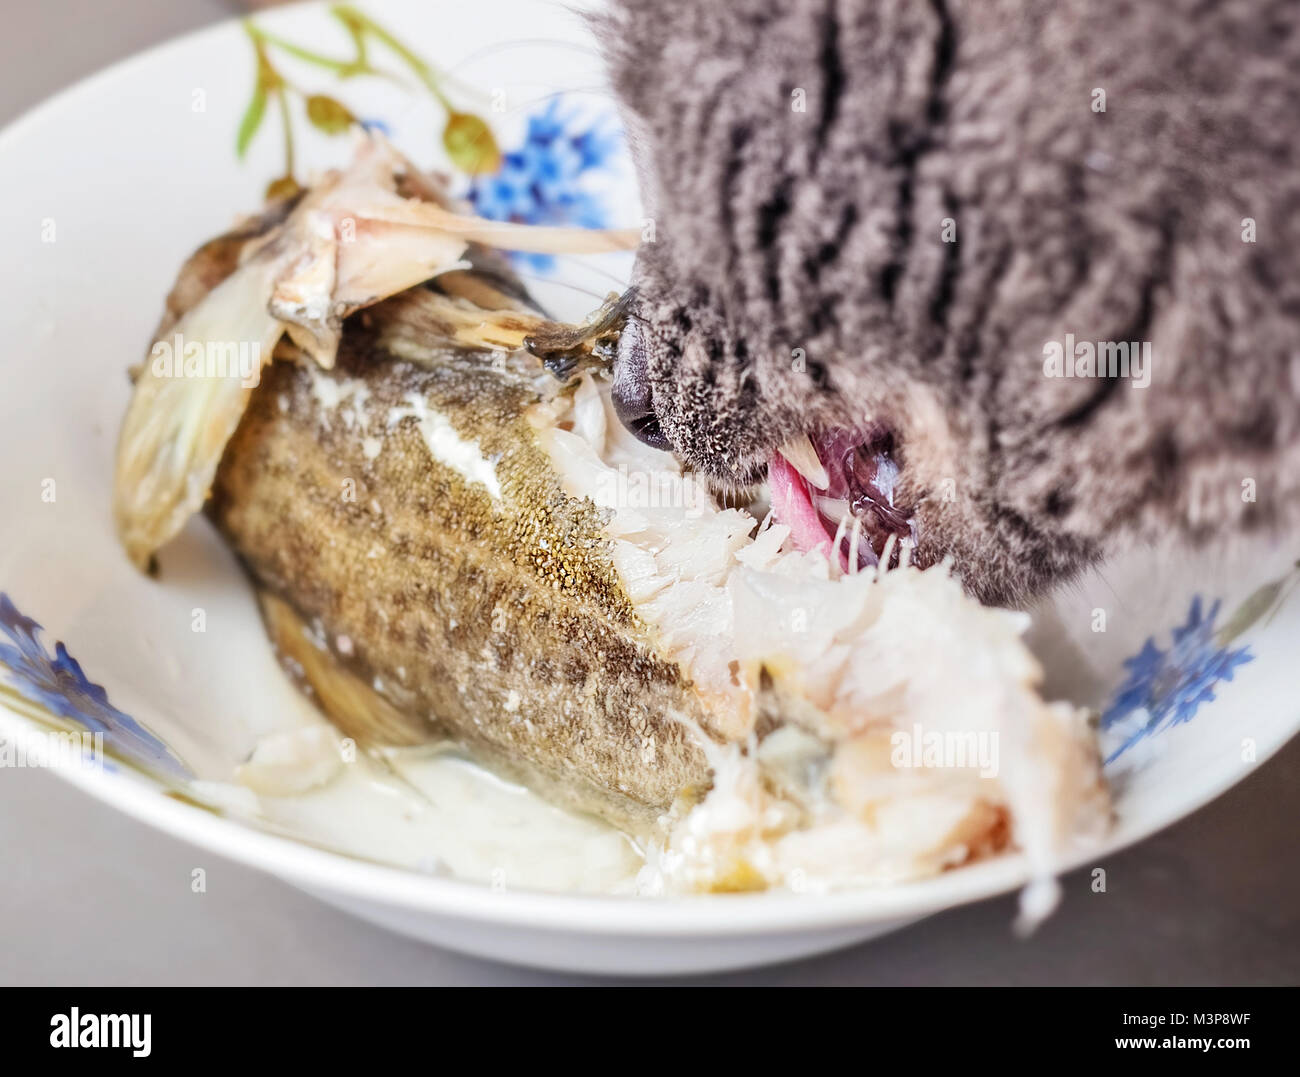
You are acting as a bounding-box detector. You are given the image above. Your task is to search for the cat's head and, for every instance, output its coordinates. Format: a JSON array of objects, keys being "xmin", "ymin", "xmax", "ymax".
[
  {"xmin": 611, "ymin": 230, "xmax": 1102, "ymax": 608},
  {"xmin": 600, "ymin": 0, "xmax": 1299, "ymax": 605},
  {"xmin": 599, "ymin": 0, "xmax": 1107, "ymax": 605}
]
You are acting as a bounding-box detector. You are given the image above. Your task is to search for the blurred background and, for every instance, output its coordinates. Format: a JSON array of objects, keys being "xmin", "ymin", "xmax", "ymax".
[{"xmin": 0, "ymin": 0, "xmax": 1296, "ymax": 985}]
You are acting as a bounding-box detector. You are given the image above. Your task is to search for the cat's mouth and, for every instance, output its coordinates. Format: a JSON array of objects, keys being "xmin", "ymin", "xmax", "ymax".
[{"xmin": 769, "ymin": 427, "xmax": 916, "ymax": 571}]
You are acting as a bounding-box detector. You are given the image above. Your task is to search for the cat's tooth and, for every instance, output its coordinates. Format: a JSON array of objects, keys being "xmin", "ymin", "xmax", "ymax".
[
  {"xmin": 778, "ymin": 434, "xmax": 829, "ymax": 490},
  {"xmin": 815, "ymin": 496, "xmax": 850, "ymax": 520}
]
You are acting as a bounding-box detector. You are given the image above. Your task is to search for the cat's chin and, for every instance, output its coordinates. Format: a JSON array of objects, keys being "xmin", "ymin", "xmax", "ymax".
[{"xmin": 769, "ymin": 426, "xmax": 916, "ymax": 572}]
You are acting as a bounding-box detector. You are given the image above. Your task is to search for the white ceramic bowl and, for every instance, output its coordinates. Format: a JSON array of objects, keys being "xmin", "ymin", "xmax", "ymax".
[{"xmin": 1, "ymin": 0, "xmax": 1296, "ymax": 975}]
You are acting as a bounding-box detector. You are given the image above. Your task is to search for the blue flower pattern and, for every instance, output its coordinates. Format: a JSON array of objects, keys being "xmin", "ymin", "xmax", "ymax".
[
  {"xmin": 1100, "ymin": 596, "xmax": 1253, "ymax": 765},
  {"xmin": 0, "ymin": 593, "xmax": 188, "ymax": 778},
  {"xmin": 465, "ymin": 100, "xmax": 620, "ymax": 272}
]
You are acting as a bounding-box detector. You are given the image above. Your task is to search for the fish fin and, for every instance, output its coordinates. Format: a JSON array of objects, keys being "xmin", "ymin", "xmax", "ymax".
[
  {"xmin": 114, "ymin": 262, "xmax": 283, "ymax": 569},
  {"xmin": 257, "ymin": 591, "xmax": 432, "ymax": 748}
]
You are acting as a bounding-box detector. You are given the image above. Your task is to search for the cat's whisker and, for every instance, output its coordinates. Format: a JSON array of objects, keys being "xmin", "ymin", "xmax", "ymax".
[
  {"xmin": 848, "ymin": 517, "xmax": 863, "ymax": 575},
  {"xmin": 510, "ymin": 271, "xmax": 609, "ymax": 303},
  {"xmin": 878, "ymin": 535, "xmax": 898, "ymax": 580},
  {"xmin": 831, "ymin": 512, "xmax": 851, "ymax": 578},
  {"xmin": 503, "ymin": 87, "xmax": 617, "ymax": 114},
  {"xmin": 446, "ymin": 38, "xmax": 600, "ymax": 76},
  {"xmin": 543, "ymin": 252, "xmax": 635, "ymax": 289}
]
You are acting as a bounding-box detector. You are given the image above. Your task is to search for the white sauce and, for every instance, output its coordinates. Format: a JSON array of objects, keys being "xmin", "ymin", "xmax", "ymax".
[{"xmin": 212, "ymin": 734, "xmax": 643, "ymax": 894}]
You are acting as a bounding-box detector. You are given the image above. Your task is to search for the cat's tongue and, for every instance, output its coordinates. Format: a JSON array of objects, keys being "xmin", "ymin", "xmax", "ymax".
[
  {"xmin": 768, "ymin": 452, "xmax": 833, "ymax": 557},
  {"xmin": 770, "ymin": 430, "xmax": 915, "ymax": 570}
]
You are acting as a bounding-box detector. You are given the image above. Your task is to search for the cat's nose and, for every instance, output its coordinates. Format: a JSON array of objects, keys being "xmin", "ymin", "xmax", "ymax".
[{"xmin": 612, "ymin": 318, "xmax": 672, "ymax": 451}]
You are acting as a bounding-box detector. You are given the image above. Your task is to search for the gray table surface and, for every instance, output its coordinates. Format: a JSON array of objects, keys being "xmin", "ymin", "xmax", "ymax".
[{"xmin": 1, "ymin": 0, "xmax": 1296, "ymax": 986}]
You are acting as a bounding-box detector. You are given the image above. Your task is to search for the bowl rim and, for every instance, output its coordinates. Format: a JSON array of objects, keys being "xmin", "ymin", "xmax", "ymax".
[{"xmin": 4, "ymin": 702, "xmax": 1290, "ymax": 936}]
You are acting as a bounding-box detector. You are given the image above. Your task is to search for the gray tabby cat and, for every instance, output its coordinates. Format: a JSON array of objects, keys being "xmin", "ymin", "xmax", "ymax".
[{"xmin": 597, "ymin": 0, "xmax": 1300, "ymax": 605}]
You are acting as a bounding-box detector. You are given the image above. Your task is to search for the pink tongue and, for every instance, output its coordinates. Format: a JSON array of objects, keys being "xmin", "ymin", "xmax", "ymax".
[{"xmin": 768, "ymin": 453, "xmax": 832, "ymax": 556}]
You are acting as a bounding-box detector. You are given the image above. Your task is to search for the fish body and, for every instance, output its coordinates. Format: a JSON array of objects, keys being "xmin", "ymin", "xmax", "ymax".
[{"xmin": 211, "ymin": 289, "xmax": 715, "ymax": 832}]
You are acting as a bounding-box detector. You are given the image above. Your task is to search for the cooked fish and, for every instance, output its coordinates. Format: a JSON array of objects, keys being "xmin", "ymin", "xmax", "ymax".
[
  {"xmin": 213, "ymin": 294, "xmax": 718, "ymax": 832},
  {"xmin": 115, "ymin": 141, "xmax": 1108, "ymax": 899}
]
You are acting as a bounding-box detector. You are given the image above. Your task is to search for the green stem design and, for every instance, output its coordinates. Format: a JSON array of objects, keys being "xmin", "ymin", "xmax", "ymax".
[
  {"xmin": 237, "ymin": 6, "xmax": 501, "ymax": 187},
  {"xmin": 257, "ymin": 29, "xmax": 359, "ymax": 75},
  {"xmin": 330, "ymin": 4, "xmax": 454, "ymax": 110},
  {"xmin": 1263, "ymin": 571, "xmax": 1300, "ymax": 628},
  {"xmin": 276, "ymin": 82, "xmax": 295, "ymax": 178}
]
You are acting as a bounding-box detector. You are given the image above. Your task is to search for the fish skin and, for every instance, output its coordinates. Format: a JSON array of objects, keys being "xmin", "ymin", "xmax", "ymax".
[{"xmin": 208, "ymin": 288, "xmax": 718, "ymax": 833}]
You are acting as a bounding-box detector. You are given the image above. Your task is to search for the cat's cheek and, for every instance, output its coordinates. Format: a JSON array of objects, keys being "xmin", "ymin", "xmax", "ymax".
[
  {"xmin": 896, "ymin": 384, "xmax": 963, "ymax": 490},
  {"xmin": 885, "ymin": 386, "xmax": 1022, "ymax": 595}
]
